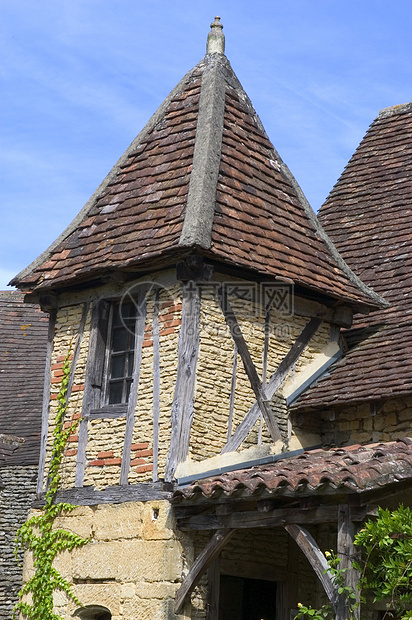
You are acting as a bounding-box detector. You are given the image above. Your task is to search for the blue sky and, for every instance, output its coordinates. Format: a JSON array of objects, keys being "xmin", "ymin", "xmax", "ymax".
[{"xmin": 1, "ymin": 1, "xmax": 411, "ymax": 289}]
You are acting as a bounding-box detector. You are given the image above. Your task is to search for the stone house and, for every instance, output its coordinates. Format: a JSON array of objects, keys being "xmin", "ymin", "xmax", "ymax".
[
  {"xmin": 10, "ymin": 18, "xmax": 412, "ymax": 620},
  {"xmin": 0, "ymin": 291, "xmax": 49, "ymax": 618}
]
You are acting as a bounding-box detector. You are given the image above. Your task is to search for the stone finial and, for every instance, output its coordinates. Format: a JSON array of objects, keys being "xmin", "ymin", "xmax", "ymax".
[{"xmin": 206, "ymin": 16, "xmax": 225, "ymax": 55}]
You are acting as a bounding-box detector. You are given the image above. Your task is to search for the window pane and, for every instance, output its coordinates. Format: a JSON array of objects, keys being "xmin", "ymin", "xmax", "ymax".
[
  {"xmin": 111, "ymin": 354, "xmax": 126, "ymax": 379},
  {"xmin": 108, "ymin": 381, "xmax": 123, "ymax": 404},
  {"xmin": 112, "ymin": 328, "xmax": 129, "ymax": 352},
  {"xmin": 128, "ymin": 352, "xmax": 134, "ymax": 374}
]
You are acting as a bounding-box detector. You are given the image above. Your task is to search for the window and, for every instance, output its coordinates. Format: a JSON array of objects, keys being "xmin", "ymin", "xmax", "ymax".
[
  {"xmin": 104, "ymin": 301, "xmax": 137, "ymax": 405},
  {"xmin": 84, "ymin": 298, "xmax": 141, "ymax": 416}
]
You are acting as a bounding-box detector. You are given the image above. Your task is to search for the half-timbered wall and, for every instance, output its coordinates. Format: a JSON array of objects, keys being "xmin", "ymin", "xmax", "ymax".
[{"xmin": 40, "ymin": 270, "xmax": 337, "ymax": 494}]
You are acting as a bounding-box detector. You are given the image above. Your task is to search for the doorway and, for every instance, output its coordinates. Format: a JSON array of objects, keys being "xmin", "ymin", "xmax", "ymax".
[{"xmin": 218, "ymin": 574, "xmax": 276, "ymax": 620}]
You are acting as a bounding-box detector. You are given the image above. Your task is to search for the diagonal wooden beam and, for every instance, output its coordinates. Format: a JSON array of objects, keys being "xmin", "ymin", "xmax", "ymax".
[
  {"xmin": 285, "ymin": 523, "xmax": 339, "ymax": 610},
  {"xmin": 222, "ymin": 317, "xmax": 322, "ymax": 453},
  {"xmin": 218, "ymin": 287, "xmax": 281, "ymax": 443},
  {"xmin": 174, "ymin": 528, "xmax": 234, "ymax": 615}
]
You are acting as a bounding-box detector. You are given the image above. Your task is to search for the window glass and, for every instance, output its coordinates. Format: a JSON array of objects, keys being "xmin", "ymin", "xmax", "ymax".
[{"xmin": 106, "ymin": 301, "xmax": 137, "ymax": 404}]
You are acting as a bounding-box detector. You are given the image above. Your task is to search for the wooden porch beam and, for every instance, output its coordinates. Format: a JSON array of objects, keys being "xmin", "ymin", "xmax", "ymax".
[
  {"xmin": 222, "ymin": 317, "xmax": 322, "ymax": 453},
  {"xmin": 175, "ymin": 528, "xmax": 234, "ymax": 615},
  {"xmin": 284, "ymin": 523, "xmax": 339, "ymax": 609},
  {"xmin": 218, "ymin": 287, "xmax": 281, "ymax": 443},
  {"xmin": 337, "ymin": 504, "xmax": 361, "ymax": 620},
  {"xmin": 176, "ymin": 503, "xmax": 369, "ymax": 531}
]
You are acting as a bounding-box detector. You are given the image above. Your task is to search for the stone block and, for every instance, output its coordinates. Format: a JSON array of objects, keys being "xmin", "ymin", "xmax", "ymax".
[
  {"xmin": 54, "ymin": 505, "xmax": 94, "ymax": 539},
  {"xmin": 93, "ymin": 503, "xmax": 143, "ymax": 541},
  {"xmin": 71, "ymin": 539, "xmax": 184, "ymax": 582},
  {"xmin": 68, "ymin": 582, "xmax": 121, "ymax": 616},
  {"xmin": 141, "ymin": 502, "xmax": 176, "ymax": 540}
]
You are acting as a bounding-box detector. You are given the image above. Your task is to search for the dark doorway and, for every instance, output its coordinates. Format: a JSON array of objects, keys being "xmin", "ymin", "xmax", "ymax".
[{"xmin": 218, "ymin": 574, "xmax": 276, "ymax": 620}]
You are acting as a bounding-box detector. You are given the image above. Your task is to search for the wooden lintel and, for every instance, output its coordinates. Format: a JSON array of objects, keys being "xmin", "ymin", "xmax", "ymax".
[
  {"xmin": 222, "ymin": 317, "xmax": 322, "ymax": 453},
  {"xmin": 176, "ymin": 504, "xmax": 369, "ymax": 531},
  {"xmin": 218, "ymin": 286, "xmax": 281, "ymax": 443},
  {"xmin": 284, "ymin": 523, "xmax": 339, "ymax": 609},
  {"xmin": 174, "ymin": 529, "xmax": 234, "ymax": 615},
  {"xmin": 33, "ymin": 481, "xmax": 174, "ymax": 508}
]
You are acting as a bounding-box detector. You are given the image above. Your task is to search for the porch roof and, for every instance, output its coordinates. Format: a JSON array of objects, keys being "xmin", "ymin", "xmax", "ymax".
[{"xmin": 172, "ymin": 438, "xmax": 412, "ymax": 505}]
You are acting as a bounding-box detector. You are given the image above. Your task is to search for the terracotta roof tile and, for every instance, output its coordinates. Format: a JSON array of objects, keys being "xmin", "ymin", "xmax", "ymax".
[
  {"xmin": 294, "ymin": 103, "xmax": 412, "ymax": 410},
  {"xmin": 12, "ymin": 52, "xmax": 383, "ymax": 312},
  {"xmin": 0, "ymin": 291, "xmax": 49, "ymax": 466},
  {"xmin": 173, "ymin": 438, "xmax": 412, "ymax": 503}
]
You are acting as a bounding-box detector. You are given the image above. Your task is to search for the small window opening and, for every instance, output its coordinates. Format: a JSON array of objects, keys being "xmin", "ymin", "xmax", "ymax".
[
  {"xmin": 74, "ymin": 605, "xmax": 111, "ymax": 620},
  {"xmin": 152, "ymin": 507, "xmax": 160, "ymax": 520},
  {"xmin": 106, "ymin": 301, "xmax": 137, "ymax": 404}
]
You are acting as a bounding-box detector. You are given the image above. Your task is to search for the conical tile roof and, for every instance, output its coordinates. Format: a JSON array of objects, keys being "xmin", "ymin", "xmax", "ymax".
[{"xmin": 12, "ymin": 21, "xmax": 385, "ymax": 312}]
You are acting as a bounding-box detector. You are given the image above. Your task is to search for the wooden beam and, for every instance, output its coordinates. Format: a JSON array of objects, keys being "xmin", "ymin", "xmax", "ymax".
[
  {"xmin": 75, "ymin": 300, "xmax": 110, "ymax": 487},
  {"xmin": 175, "ymin": 529, "xmax": 234, "ymax": 615},
  {"xmin": 177, "ymin": 504, "xmax": 369, "ymax": 531},
  {"xmin": 222, "ymin": 317, "xmax": 322, "ymax": 453},
  {"xmin": 66, "ymin": 302, "xmax": 89, "ymax": 402},
  {"xmin": 33, "ymin": 481, "xmax": 174, "ymax": 507},
  {"xmin": 258, "ymin": 305, "xmax": 271, "ymax": 445},
  {"xmin": 36, "ymin": 311, "xmax": 56, "ymax": 495},
  {"xmin": 284, "ymin": 524, "xmax": 339, "ymax": 610},
  {"xmin": 165, "ymin": 282, "xmax": 201, "ymax": 482},
  {"xmin": 120, "ymin": 291, "xmax": 146, "ymax": 485},
  {"xmin": 218, "ymin": 286, "xmax": 281, "ymax": 443},
  {"xmin": 152, "ymin": 288, "xmax": 160, "ymax": 482},
  {"xmin": 206, "ymin": 558, "xmax": 220, "ymax": 620},
  {"xmin": 227, "ymin": 343, "xmax": 237, "ymax": 441},
  {"xmin": 337, "ymin": 504, "xmax": 360, "ymax": 620}
]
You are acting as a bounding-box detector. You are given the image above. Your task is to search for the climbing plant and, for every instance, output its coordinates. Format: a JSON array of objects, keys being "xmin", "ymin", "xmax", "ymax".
[
  {"xmin": 355, "ymin": 505, "xmax": 412, "ymax": 619},
  {"xmin": 13, "ymin": 350, "xmax": 88, "ymax": 620},
  {"xmin": 294, "ymin": 506, "xmax": 412, "ymax": 620}
]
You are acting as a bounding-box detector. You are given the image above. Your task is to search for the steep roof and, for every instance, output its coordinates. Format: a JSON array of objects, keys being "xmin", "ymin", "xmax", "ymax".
[
  {"xmin": 293, "ymin": 102, "xmax": 412, "ymax": 410},
  {"xmin": 0, "ymin": 291, "xmax": 49, "ymax": 466},
  {"xmin": 11, "ymin": 19, "xmax": 383, "ymax": 312}
]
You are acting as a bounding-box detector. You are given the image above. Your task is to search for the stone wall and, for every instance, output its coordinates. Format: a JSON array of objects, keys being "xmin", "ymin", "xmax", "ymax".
[
  {"xmin": 0, "ymin": 465, "xmax": 37, "ymax": 619},
  {"xmin": 319, "ymin": 395, "xmax": 412, "ymax": 446},
  {"xmin": 23, "ymin": 500, "xmax": 192, "ymax": 620},
  {"xmin": 21, "ymin": 499, "xmax": 332, "ymax": 619}
]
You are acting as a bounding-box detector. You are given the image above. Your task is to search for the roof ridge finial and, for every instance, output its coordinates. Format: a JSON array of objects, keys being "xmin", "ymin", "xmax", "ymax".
[{"xmin": 206, "ymin": 16, "xmax": 225, "ymax": 55}]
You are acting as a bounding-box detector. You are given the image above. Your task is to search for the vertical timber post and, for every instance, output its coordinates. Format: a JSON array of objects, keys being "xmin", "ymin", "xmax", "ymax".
[{"xmin": 337, "ymin": 504, "xmax": 361, "ymax": 620}]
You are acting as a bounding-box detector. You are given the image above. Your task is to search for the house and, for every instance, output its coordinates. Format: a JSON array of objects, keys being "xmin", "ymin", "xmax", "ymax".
[
  {"xmin": 10, "ymin": 18, "xmax": 412, "ymax": 620},
  {"xmin": 0, "ymin": 291, "xmax": 49, "ymax": 619}
]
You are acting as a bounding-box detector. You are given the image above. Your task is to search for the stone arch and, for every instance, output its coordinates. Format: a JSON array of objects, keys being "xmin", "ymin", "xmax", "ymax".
[{"xmin": 73, "ymin": 605, "xmax": 111, "ymax": 620}]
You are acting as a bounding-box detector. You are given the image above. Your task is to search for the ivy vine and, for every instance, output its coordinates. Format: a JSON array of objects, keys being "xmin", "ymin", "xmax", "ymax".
[
  {"xmin": 14, "ymin": 349, "xmax": 88, "ymax": 620},
  {"xmin": 294, "ymin": 505, "xmax": 412, "ymax": 620}
]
